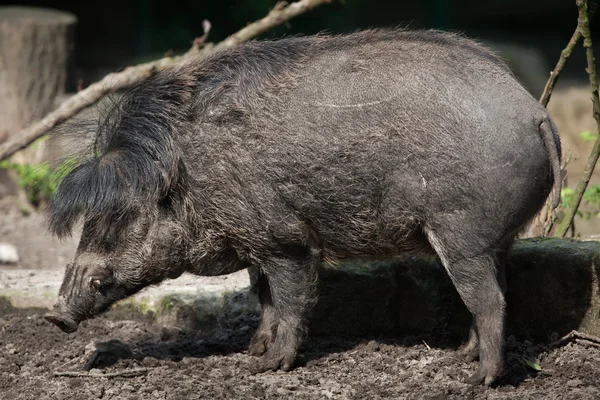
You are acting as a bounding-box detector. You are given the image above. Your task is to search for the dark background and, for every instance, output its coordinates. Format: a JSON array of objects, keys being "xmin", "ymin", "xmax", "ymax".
[{"xmin": 0, "ymin": 0, "xmax": 596, "ymax": 89}]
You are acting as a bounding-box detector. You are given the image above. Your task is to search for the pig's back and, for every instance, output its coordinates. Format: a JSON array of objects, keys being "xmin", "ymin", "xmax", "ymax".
[
  {"xmin": 263, "ymin": 29, "xmax": 542, "ymax": 158},
  {"xmin": 183, "ymin": 30, "xmax": 554, "ymax": 258},
  {"xmin": 241, "ymin": 29, "xmax": 551, "ymax": 204}
]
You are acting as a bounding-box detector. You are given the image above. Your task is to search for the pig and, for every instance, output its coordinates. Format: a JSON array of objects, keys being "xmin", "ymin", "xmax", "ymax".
[{"xmin": 44, "ymin": 29, "xmax": 561, "ymax": 386}]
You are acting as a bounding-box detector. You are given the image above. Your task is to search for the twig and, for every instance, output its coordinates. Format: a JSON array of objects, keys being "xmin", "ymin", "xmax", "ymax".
[
  {"xmin": 214, "ymin": 0, "xmax": 329, "ymax": 49},
  {"xmin": 568, "ymin": 330, "xmax": 600, "ymax": 344},
  {"xmin": 0, "ymin": 0, "xmax": 333, "ymax": 162},
  {"xmin": 577, "ymin": 339, "xmax": 600, "ymax": 349},
  {"xmin": 539, "ymin": 16, "xmax": 585, "ymax": 107},
  {"xmin": 548, "ymin": 330, "xmax": 600, "ymax": 349},
  {"xmin": 53, "ymin": 367, "xmax": 151, "ymax": 378},
  {"xmin": 190, "ymin": 20, "xmax": 212, "ymax": 52},
  {"xmin": 536, "ymin": 6, "xmax": 596, "ymax": 236},
  {"xmin": 557, "ymin": 0, "xmax": 600, "ymax": 237},
  {"xmin": 548, "ymin": 330, "xmax": 579, "ymax": 348}
]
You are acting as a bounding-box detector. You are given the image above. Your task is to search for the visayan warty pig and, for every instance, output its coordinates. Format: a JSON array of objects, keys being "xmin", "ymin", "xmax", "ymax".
[{"xmin": 44, "ymin": 29, "xmax": 562, "ymax": 386}]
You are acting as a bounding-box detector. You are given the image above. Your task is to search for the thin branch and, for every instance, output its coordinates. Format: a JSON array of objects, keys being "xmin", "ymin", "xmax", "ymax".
[
  {"xmin": 539, "ymin": 4, "xmax": 596, "ymax": 107},
  {"xmin": 0, "ymin": 0, "xmax": 333, "ymax": 161},
  {"xmin": 536, "ymin": 6, "xmax": 596, "ymax": 236},
  {"xmin": 54, "ymin": 367, "xmax": 151, "ymax": 378},
  {"xmin": 577, "ymin": 339, "xmax": 600, "ymax": 348},
  {"xmin": 214, "ymin": 0, "xmax": 330, "ymax": 50},
  {"xmin": 557, "ymin": 0, "xmax": 600, "ymax": 237},
  {"xmin": 539, "ymin": 22, "xmax": 584, "ymax": 107},
  {"xmin": 548, "ymin": 330, "xmax": 600, "ymax": 349}
]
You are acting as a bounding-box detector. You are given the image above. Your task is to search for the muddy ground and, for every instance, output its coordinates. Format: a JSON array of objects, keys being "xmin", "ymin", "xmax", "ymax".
[
  {"xmin": 1, "ymin": 305, "xmax": 599, "ymax": 400},
  {"xmin": 1, "ymin": 197, "xmax": 600, "ymax": 399}
]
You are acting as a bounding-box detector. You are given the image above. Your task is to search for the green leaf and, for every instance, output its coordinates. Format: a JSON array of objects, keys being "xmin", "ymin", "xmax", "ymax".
[
  {"xmin": 0, "ymin": 158, "xmax": 79, "ymax": 207},
  {"xmin": 561, "ymin": 187, "xmax": 575, "ymax": 208},
  {"xmin": 524, "ymin": 358, "xmax": 542, "ymax": 371},
  {"xmin": 583, "ymin": 185, "xmax": 600, "ymax": 204},
  {"xmin": 579, "ymin": 131, "xmax": 599, "ymax": 142}
]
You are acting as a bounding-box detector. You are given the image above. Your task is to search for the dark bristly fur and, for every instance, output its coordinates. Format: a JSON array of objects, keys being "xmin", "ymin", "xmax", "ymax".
[
  {"xmin": 47, "ymin": 66, "xmax": 195, "ymax": 238},
  {"xmin": 45, "ymin": 29, "xmax": 561, "ymax": 387},
  {"xmin": 47, "ymin": 37, "xmax": 314, "ymax": 238}
]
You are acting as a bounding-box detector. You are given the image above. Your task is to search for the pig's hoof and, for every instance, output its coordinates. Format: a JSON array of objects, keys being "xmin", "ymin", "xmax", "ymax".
[
  {"xmin": 465, "ymin": 364, "xmax": 501, "ymax": 386},
  {"xmin": 248, "ymin": 333, "xmax": 272, "ymax": 357},
  {"xmin": 251, "ymin": 350, "xmax": 296, "ymax": 373}
]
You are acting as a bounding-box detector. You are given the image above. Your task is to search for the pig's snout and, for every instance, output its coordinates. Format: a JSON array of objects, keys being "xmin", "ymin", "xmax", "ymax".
[{"xmin": 44, "ymin": 311, "xmax": 78, "ymax": 333}]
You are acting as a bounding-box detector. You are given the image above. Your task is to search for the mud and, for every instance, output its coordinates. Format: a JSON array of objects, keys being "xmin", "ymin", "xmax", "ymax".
[{"xmin": 1, "ymin": 307, "xmax": 599, "ymax": 400}]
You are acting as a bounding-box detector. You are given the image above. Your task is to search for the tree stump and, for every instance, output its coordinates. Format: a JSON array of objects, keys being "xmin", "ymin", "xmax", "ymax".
[{"xmin": 0, "ymin": 6, "xmax": 76, "ymax": 197}]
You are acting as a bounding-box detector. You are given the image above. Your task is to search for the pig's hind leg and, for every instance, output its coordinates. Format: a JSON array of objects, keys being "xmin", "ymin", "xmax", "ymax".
[
  {"xmin": 457, "ymin": 321, "xmax": 479, "ymax": 362},
  {"xmin": 426, "ymin": 227, "xmax": 509, "ymax": 386},
  {"xmin": 250, "ymin": 249, "xmax": 318, "ymax": 372},
  {"xmin": 457, "ymin": 254, "xmax": 507, "ymax": 363}
]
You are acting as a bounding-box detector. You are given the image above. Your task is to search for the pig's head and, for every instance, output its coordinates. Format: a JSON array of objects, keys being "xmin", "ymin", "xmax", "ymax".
[
  {"xmin": 45, "ymin": 210, "xmax": 186, "ymax": 333},
  {"xmin": 44, "ymin": 73, "xmax": 195, "ymax": 332}
]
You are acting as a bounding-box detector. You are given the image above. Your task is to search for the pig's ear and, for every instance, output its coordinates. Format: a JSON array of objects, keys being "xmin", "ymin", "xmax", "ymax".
[{"xmin": 88, "ymin": 267, "xmax": 114, "ymax": 291}]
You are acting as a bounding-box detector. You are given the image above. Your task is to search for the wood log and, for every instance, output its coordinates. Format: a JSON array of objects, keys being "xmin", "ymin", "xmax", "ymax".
[{"xmin": 0, "ymin": 6, "xmax": 76, "ymax": 197}]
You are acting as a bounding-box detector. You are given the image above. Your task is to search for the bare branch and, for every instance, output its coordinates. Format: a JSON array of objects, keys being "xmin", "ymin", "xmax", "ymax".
[
  {"xmin": 535, "ymin": 6, "xmax": 597, "ymax": 236},
  {"xmin": 539, "ymin": 5, "xmax": 596, "ymax": 107},
  {"xmin": 556, "ymin": 0, "xmax": 600, "ymax": 237},
  {"xmin": 539, "ymin": 33, "xmax": 581, "ymax": 107},
  {"xmin": 548, "ymin": 330, "xmax": 600, "ymax": 349},
  {"xmin": 214, "ymin": 0, "xmax": 330, "ymax": 49},
  {"xmin": 54, "ymin": 367, "xmax": 151, "ymax": 378},
  {"xmin": 0, "ymin": 0, "xmax": 333, "ymax": 161}
]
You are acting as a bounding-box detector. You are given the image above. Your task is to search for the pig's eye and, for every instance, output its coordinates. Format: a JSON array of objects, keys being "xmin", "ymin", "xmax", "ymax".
[
  {"xmin": 89, "ymin": 277, "xmax": 103, "ymax": 290},
  {"xmin": 88, "ymin": 268, "xmax": 114, "ymax": 292}
]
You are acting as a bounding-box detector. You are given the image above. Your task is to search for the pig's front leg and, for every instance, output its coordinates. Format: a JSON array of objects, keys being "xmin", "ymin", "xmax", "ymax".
[
  {"xmin": 250, "ymin": 250, "xmax": 318, "ymax": 372},
  {"xmin": 248, "ymin": 270, "xmax": 277, "ymax": 356}
]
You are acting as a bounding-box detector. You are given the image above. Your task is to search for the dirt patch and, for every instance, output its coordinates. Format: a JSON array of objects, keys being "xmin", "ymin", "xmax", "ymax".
[
  {"xmin": 1, "ymin": 311, "xmax": 599, "ymax": 400},
  {"xmin": 0, "ymin": 197, "xmax": 78, "ymax": 270}
]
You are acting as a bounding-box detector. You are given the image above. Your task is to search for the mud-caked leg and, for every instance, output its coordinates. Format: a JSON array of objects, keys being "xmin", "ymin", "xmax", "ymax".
[
  {"xmin": 252, "ymin": 253, "xmax": 318, "ymax": 372},
  {"xmin": 248, "ymin": 270, "xmax": 277, "ymax": 356}
]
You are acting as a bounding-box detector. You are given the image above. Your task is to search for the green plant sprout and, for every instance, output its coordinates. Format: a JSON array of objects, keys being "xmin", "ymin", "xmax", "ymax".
[
  {"xmin": 579, "ymin": 131, "xmax": 599, "ymax": 142},
  {"xmin": 0, "ymin": 158, "xmax": 77, "ymax": 207},
  {"xmin": 557, "ymin": 131, "xmax": 600, "ymax": 222}
]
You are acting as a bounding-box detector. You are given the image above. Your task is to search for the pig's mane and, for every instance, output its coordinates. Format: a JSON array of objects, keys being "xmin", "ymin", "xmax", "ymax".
[
  {"xmin": 46, "ymin": 65, "xmax": 197, "ymax": 238},
  {"xmin": 46, "ymin": 37, "xmax": 313, "ymax": 238}
]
